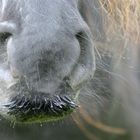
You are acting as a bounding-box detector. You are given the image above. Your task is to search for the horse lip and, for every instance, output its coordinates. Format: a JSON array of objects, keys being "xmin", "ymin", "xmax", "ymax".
[{"xmin": 4, "ymin": 94, "xmax": 77, "ymax": 122}]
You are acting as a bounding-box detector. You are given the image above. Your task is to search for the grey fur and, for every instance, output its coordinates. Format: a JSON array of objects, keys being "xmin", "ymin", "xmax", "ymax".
[
  {"xmin": 1, "ymin": 1, "xmax": 140, "ymax": 139},
  {"xmin": 0, "ymin": 0, "xmax": 96, "ymax": 120}
]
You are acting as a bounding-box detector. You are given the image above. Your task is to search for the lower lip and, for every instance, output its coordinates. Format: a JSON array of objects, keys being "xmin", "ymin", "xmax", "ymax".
[{"xmin": 9, "ymin": 108, "xmax": 75, "ymax": 124}]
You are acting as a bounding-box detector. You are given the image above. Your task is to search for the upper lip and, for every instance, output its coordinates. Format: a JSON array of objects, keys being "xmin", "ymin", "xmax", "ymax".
[{"xmin": 5, "ymin": 94, "xmax": 77, "ymax": 117}]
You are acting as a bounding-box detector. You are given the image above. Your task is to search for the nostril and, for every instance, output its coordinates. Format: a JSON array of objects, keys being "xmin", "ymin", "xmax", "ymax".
[
  {"xmin": 75, "ymin": 30, "xmax": 93, "ymax": 62},
  {"xmin": 75, "ymin": 31, "xmax": 86, "ymax": 54},
  {"xmin": 0, "ymin": 21, "xmax": 16, "ymax": 44},
  {"xmin": 75, "ymin": 31, "xmax": 83, "ymax": 39},
  {"xmin": 0, "ymin": 32, "xmax": 12, "ymax": 44},
  {"xmin": 75, "ymin": 30, "xmax": 91, "ymax": 55},
  {"xmin": 69, "ymin": 29, "xmax": 95, "ymax": 88}
]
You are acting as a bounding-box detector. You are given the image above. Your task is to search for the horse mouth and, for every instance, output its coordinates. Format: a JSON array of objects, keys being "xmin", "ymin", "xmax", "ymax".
[{"xmin": 5, "ymin": 94, "xmax": 77, "ymax": 123}]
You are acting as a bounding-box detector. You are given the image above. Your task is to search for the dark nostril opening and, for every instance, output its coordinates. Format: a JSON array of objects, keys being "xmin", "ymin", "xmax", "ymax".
[
  {"xmin": 75, "ymin": 31, "xmax": 89, "ymax": 45},
  {"xmin": 75, "ymin": 31, "xmax": 84, "ymax": 41},
  {"xmin": 0, "ymin": 32, "xmax": 12, "ymax": 44},
  {"xmin": 75, "ymin": 31, "xmax": 89, "ymax": 56}
]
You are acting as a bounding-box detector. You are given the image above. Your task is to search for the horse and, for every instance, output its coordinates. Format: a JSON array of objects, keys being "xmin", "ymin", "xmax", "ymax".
[{"xmin": 0, "ymin": 0, "xmax": 140, "ymax": 139}]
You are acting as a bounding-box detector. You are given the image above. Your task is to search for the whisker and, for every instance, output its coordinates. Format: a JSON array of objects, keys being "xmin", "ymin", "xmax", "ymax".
[{"xmin": 4, "ymin": 94, "xmax": 77, "ymax": 121}]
